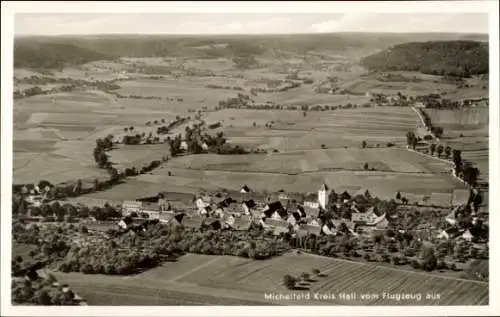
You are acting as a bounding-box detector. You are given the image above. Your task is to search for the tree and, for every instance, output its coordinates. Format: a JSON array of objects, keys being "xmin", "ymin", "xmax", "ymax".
[
  {"xmin": 411, "ymin": 137, "xmax": 417, "ymax": 150},
  {"xmin": 361, "ymin": 140, "xmax": 367, "ymax": 148},
  {"xmin": 303, "ymin": 111, "xmax": 307, "ymax": 117},
  {"xmin": 253, "ymin": 122, "xmax": 256, "ymax": 127},
  {"xmin": 444, "ymin": 145, "xmax": 452, "ymax": 159},
  {"xmin": 429, "ymin": 143, "xmax": 436, "ymax": 156},
  {"xmin": 463, "ymin": 166, "xmax": 479, "ymax": 187},
  {"xmin": 406, "ymin": 131, "xmax": 416, "ymax": 147},
  {"xmin": 422, "ymin": 247, "xmax": 437, "ymax": 272},
  {"xmin": 300, "ymin": 272, "xmax": 310, "ymax": 281},
  {"xmin": 395, "ymin": 191, "xmax": 402, "ymax": 200},
  {"xmin": 363, "ymin": 163, "xmax": 369, "ymax": 170},
  {"xmin": 453, "ymin": 149, "xmax": 462, "ymax": 174},
  {"xmin": 283, "ymin": 275, "xmax": 296, "ymax": 290},
  {"xmin": 436, "ymin": 144, "xmax": 444, "ymax": 157},
  {"xmin": 312, "ymin": 268, "xmax": 321, "ymax": 277}
]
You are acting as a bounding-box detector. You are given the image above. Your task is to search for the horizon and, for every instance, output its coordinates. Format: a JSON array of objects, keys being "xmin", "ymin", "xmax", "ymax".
[
  {"xmin": 14, "ymin": 13, "xmax": 489, "ymax": 36},
  {"xmin": 14, "ymin": 31, "xmax": 489, "ymax": 38}
]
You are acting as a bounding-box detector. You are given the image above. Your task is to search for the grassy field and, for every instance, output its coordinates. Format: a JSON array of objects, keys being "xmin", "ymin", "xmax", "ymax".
[{"xmin": 53, "ymin": 253, "xmax": 488, "ymax": 306}]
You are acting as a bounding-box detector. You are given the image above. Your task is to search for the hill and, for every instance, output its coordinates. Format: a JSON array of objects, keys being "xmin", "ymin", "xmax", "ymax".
[
  {"xmin": 360, "ymin": 40, "xmax": 489, "ymax": 77},
  {"xmin": 14, "ymin": 33, "xmax": 488, "ymax": 70},
  {"xmin": 14, "ymin": 41, "xmax": 113, "ymax": 69}
]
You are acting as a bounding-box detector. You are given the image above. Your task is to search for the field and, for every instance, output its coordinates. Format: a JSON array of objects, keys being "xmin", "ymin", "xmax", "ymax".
[
  {"xmin": 53, "ymin": 253, "xmax": 488, "ymax": 306},
  {"xmin": 13, "ymin": 64, "xmax": 470, "ymax": 202}
]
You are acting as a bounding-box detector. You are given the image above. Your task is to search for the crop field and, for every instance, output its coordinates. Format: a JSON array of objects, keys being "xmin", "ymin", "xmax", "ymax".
[
  {"xmin": 12, "ymin": 88, "xmax": 183, "ymax": 185},
  {"xmin": 204, "ymin": 107, "xmax": 418, "ymax": 150},
  {"xmin": 166, "ymin": 148, "xmax": 452, "ymax": 174},
  {"xmin": 53, "ymin": 253, "xmax": 488, "ymax": 305}
]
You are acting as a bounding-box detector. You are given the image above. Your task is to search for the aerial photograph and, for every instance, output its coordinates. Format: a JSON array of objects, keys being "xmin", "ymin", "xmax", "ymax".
[{"xmin": 6, "ymin": 7, "xmax": 491, "ymax": 308}]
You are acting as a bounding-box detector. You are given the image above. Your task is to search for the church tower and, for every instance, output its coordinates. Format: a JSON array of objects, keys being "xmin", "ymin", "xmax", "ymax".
[{"xmin": 318, "ymin": 183, "xmax": 329, "ymax": 210}]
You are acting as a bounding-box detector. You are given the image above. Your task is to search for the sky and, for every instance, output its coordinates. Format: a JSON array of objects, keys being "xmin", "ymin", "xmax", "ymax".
[{"xmin": 14, "ymin": 13, "xmax": 489, "ymax": 36}]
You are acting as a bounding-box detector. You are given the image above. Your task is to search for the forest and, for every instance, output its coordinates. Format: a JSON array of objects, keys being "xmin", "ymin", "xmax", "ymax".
[{"xmin": 361, "ymin": 40, "xmax": 489, "ymax": 77}]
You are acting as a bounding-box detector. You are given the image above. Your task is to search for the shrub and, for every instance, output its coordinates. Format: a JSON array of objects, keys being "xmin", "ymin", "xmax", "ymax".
[
  {"xmin": 283, "ymin": 275, "xmax": 296, "ymax": 290},
  {"xmin": 411, "ymin": 259, "xmax": 421, "ymax": 269}
]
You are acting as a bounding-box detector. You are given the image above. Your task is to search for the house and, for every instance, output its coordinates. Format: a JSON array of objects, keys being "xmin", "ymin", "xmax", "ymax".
[
  {"xmin": 198, "ymin": 206, "xmax": 212, "ymax": 217},
  {"xmin": 217, "ymin": 197, "xmax": 236, "ymax": 209},
  {"xmin": 201, "ymin": 142, "xmax": 209, "ymax": 151},
  {"xmin": 240, "ymin": 184, "xmax": 251, "ymax": 193},
  {"xmin": 123, "ymin": 200, "xmax": 142, "ymax": 214},
  {"xmin": 224, "ymin": 214, "xmax": 236, "ymax": 227},
  {"xmin": 195, "ymin": 197, "xmax": 210, "ymax": 210},
  {"xmin": 462, "ymin": 229, "xmax": 474, "ymax": 242},
  {"xmin": 179, "ymin": 141, "xmax": 188, "ymax": 151},
  {"xmin": 241, "ymin": 199, "xmax": 257, "ymax": 215},
  {"xmin": 118, "ymin": 216, "xmax": 134, "ymax": 230},
  {"xmin": 351, "ymin": 212, "xmax": 378, "ymax": 224},
  {"xmin": 307, "ymin": 218, "xmax": 321, "ymax": 227},
  {"xmin": 262, "ymin": 201, "xmax": 285, "ymax": 218},
  {"xmin": 141, "ymin": 203, "xmax": 162, "ymax": 219},
  {"xmin": 304, "ymin": 201, "xmax": 319, "ymax": 209},
  {"xmin": 438, "ymin": 227, "xmax": 462, "ymax": 240},
  {"xmin": 340, "ymin": 191, "xmax": 352, "ymax": 203},
  {"xmin": 318, "ymin": 183, "xmax": 329, "ymax": 209},
  {"xmin": 375, "ymin": 216, "xmax": 389, "ymax": 229},
  {"xmin": 286, "ymin": 212, "xmax": 301, "ymax": 226},
  {"xmin": 445, "ymin": 205, "xmax": 460, "ymax": 225},
  {"xmin": 230, "ymin": 217, "xmax": 253, "ymax": 231},
  {"xmin": 296, "ymin": 205, "xmax": 307, "ymax": 218},
  {"xmin": 213, "ymin": 207, "xmax": 225, "ymax": 218}
]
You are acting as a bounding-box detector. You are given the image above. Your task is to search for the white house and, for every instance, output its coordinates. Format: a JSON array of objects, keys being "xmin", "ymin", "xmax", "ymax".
[
  {"xmin": 445, "ymin": 205, "xmax": 460, "ymax": 225},
  {"xmin": 180, "ymin": 141, "xmax": 188, "ymax": 151},
  {"xmin": 118, "ymin": 219, "xmax": 128, "ymax": 230},
  {"xmin": 201, "ymin": 142, "xmax": 209, "ymax": 151},
  {"xmin": 123, "ymin": 200, "xmax": 142, "ymax": 214},
  {"xmin": 318, "ymin": 183, "xmax": 329, "ymax": 210},
  {"xmin": 304, "ymin": 201, "xmax": 319, "ymax": 209},
  {"xmin": 462, "ymin": 229, "xmax": 474, "ymax": 242},
  {"xmin": 321, "ymin": 224, "xmax": 335, "ymax": 236},
  {"xmin": 195, "ymin": 197, "xmax": 210, "ymax": 210},
  {"xmin": 241, "ymin": 200, "xmax": 256, "ymax": 215}
]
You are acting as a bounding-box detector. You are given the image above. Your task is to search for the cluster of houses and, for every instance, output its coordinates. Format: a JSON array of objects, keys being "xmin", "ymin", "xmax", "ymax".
[
  {"xmin": 13, "ymin": 183, "xmax": 54, "ymax": 208},
  {"xmin": 437, "ymin": 203, "xmax": 487, "ymax": 243},
  {"xmin": 117, "ymin": 183, "xmax": 391, "ymax": 237}
]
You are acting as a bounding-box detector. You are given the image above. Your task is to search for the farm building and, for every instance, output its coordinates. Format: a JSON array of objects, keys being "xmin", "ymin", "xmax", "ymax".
[
  {"xmin": 240, "ymin": 184, "xmax": 251, "ymax": 193},
  {"xmin": 241, "ymin": 199, "xmax": 257, "ymax": 215}
]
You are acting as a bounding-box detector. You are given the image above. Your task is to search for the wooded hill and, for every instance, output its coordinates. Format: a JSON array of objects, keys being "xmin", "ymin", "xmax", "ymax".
[
  {"xmin": 361, "ymin": 40, "xmax": 489, "ymax": 77},
  {"xmin": 14, "ymin": 33, "xmax": 488, "ymax": 70}
]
